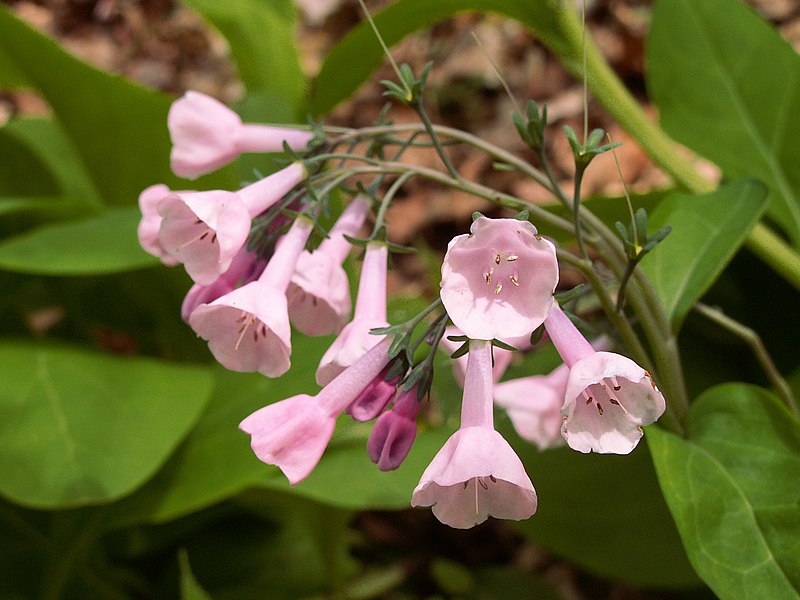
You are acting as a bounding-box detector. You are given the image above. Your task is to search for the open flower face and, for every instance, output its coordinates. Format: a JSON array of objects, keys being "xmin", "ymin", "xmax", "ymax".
[
  {"xmin": 562, "ymin": 352, "xmax": 666, "ymax": 454},
  {"xmin": 158, "ymin": 190, "xmax": 251, "ymax": 285},
  {"xmin": 411, "ymin": 426, "xmax": 537, "ymax": 529},
  {"xmin": 440, "ymin": 217, "xmax": 558, "ymax": 340}
]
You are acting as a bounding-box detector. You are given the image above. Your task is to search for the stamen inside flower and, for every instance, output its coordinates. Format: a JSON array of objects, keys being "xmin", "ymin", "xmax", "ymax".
[
  {"xmin": 581, "ymin": 378, "xmax": 632, "ymax": 416},
  {"xmin": 235, "ymin": 311, "xmax": 259, "ymax": 350},
  {"xmin": 178, "ymin": 219, "xmax": 218, "ymax": 250},
  {"xmin": 480, "ymin": 250, "xmax": 522, "ymax": 299}
]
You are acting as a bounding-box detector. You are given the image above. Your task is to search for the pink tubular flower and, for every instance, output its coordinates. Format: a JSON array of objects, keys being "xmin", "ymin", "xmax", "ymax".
[
  {"xmin": 544, "ymin": 304, "xmax": 666, "ymax": 454},
  {"xmin": 180, "ymin": 247, "xmax": 267, "ymax": 323},
  {"xmin": 240, "ymin": 337, "xmax": 392, "ymax": 485},
  {"xmin": 412, "ymin": 339, "xmax": 537, "ymax": 529},
  {"xmin": 286, "ymin": 196, "xmax": 371, "ymax": 336},
  {"xmin": 368, "ymin": 386, "xmax": 421, "ymax": 471},
  {"xmin": 188, "ymin": 216, "xmax": 314, "ymax": 377},
  {"xmin": 316, "ymin": 242, "xmax": 389, "ymax": 386},
  {"xmin": 169, "ymin": 91, "xmax": 314, "ymax": 179},
  {"xmin": 157, "ymin": 163, "xmax": 306, "ymax": 285},
  {"xmin": 440, "ymin": 216, "xmax": 558, "ymax": 340},
  {"xmin": 494, "ymin": 365, "xmax": 569, "ymax": 451},
  {"xmin": 439, "ymin": 327, "xmax": 530, "ymax": 386}
]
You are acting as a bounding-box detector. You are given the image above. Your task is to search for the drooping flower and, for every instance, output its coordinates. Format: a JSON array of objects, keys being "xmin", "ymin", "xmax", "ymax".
[
  {"xmin": 240, "ymin": 337, "xmax": 392, "ymax": 485},
  {"xmin": 169, "ymin": 91, "xmax": 314, "ymax": 179},
  {"xmin": 316, "ymin": 241, "xmax": 389, "ymax": 386},
  {"xmin": 412, "ymin": 339, "xmax": 537, "ymax": 529},
  {"xmin": 440, "ymin": 216, "xmax": 558, "ymax": 340},
  {"xmin": 493, "ymin": 365, "xmax": 569, "ymax": 451},
  {"xmin": 543, "ymin": 304, "xmax": 666, "ymax": 454},
  {"xmin": 157, "ymin": 163, "xmax": 306, "ymax": 284},
  {"xmin": 439, "ymin": 326, "xmax": 530, "ymax": 386},
  {"xmin": 188, "ymin": 216, "xmax": 314, "ymax": 377},
  {"xmin": 367, "ymin": 386, "xmax": 421, "ymax": 471},
  {"xmin": 180, "ymin": 247, "xmax": 267, "ymax": 323},
  {"xmin": 286, "ymin": 196, "xmax": 371, "ymax": 336}
]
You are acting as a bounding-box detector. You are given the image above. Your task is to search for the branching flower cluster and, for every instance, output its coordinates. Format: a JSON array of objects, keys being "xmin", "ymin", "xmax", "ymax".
[{"xmin": 138, "ymin": 80, "xmax": 671, "ymax": 529}]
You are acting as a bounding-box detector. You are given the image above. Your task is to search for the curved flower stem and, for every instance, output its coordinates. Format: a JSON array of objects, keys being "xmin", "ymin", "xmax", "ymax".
[
  {"xmin": 372, "ymin": 171, "xmax": 413, "ymax": 236},
  {"xmin": 549, "ymin": 3, "xmax": 800, "ymax": 292},
  {"xmin": 413, "ymin": 99, "xmax": 461, "ymax": 180},
  {"xmin": 693, "ymin": 303, "xmax": 798, "ymax": 416}
]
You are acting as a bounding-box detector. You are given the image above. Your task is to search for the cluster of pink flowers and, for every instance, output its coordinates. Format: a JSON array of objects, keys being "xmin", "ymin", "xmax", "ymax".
[{"xmin": 138, "ymin": 92, "xmax": 666, "ymax": 531}]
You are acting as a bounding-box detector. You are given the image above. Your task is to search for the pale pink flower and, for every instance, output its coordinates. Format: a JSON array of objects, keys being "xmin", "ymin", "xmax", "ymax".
[
  {"xmin": 367, "ymin": 386, "xmax": 421, "ymax": 471},
  {"xmin": 439, "ymin": 326, "xmax": 531, "ymax": 386},
  {"xmin": 412, "ymin": 339, "xmax": 537, "ymax": 529},
  {"xmin": 180, "ymin": 248, "xmax": 266, "ymax": 323},
  {"xmin": 169, "ymin": 91, "xmax": 314, "ymax": 179},
  {"xmin": 544, "ymin": 304, "xmax": 666, "ymax": 454},
  {"xmin": 189, "ymin": 216, "xmax": 313, "ymax": 377},
  {"xmin": 316, "ymin": 242, "xmax": 389, "ymax": 386},
  {"xmin": 287, "ymin": 196, "xmax": 370, "ymax": 336},
  {"xmin": 158, "ymin": 163, "xmax": 306, "ymax": 285},
  {"xmin": 240, "ymin": 337, "xmax": 392, "ymax": 485},
  {"xmin": 440, "ymin": 216, "xmax": 558, "ymax": 340},
  {"xmin": 494, "ymin": 365, "xmax": 569, "ymax": 451},
  {"xmin": 137, "ymin": 184, "xmax": 180, "ymax": 266}
]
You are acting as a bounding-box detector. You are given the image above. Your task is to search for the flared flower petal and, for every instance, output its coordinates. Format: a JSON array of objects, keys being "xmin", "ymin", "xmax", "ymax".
[
  {"xmin": 544, "ymin": 303, "xmax": 666, "ymax": 454},
  {"xmin": 411, "ymin": 426, "xmax": 537, "ymax": 529},
  {"xmin": 189, "ymin": 281, "xmax": 292, "ymax": 377},
  {"xmin": 286, "ymin": 197, "xmax": 370, "ymax": 336},
  {"xmin": 562, "ymin": 352, "xmax": 665, "ymax": 454},
  {"xmin": 440, "ymin": 216, "xmax": 558, "ymax": 340},
  {"xmin": 158, "ymin": 190, "xmax": 251, "ymax": 285},
  {"xmin": 240, "ymin": 394, "xmax": 335, "ymax": 486},
  {"xmin": 169, "ymin": 91, "xmax": 313, "ymax": 179},
  {"xmin": 137, "ymin": 184, "xmax": 180, "ymax": 266},
  {"xmin": 493, "ymin": 365, "xmax": 569, "ymax": 451},
  {"xmin": 240, "ymin": 337, "xmax": 393, "ymax": 485}
]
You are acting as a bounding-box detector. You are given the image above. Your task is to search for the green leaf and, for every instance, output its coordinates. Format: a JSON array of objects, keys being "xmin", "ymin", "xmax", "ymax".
[
  {"xmin": 0, "ymin": 207, "xmax": 159, "ymax": 275},
  {"xmin": 181, "ymin": 0, "xmax": 306, "ymax": 115},
  {"xmin": 0, "ymin": 45, "xmax": 29, "ymax": 88},
  {"xmin": 640, "ymin": 179, "xmax": 768, "ymax": 330},
  {"xmin": 649, "ymin": 384, "xmax": 800, "ymax": 598},
  {"xmin": 0, "ymin": 343, "xmax": 213, "ymax": 508},
  {"xmin": 0, "ymin": 7, "xmax": 231, "ymax": 205},
  {"xmin": 179, "ymin": 549, "xmax": 214, "ymax": 600},
  {"xmin": 648, "ymin": 0, "xmax": 800, "ymax": 248},
  {"xmin": 511, "ymin": 436, "xmax": 700, "ymax": 588},
  {"xmin": 310, "ymin": 0, "xmax": 568, "ymax": 115}
]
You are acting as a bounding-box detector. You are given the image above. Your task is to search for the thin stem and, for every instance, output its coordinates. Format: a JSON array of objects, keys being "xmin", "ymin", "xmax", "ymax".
[
  {"xmin": 372, "ymin": 171, "xmax": 413, "ymax": 236},
  {"xmin": 694, "ymin": 302, "xmax": 798, "ymax": 416},
  {"xmin": 356, "ymin": 0, "xmax": 406, "ymax": 90},
  {"xmin": 616, "ymin": 258, "xmax": 638, "ymax": 311},
  {"xmin": 413, "ymin": 99, "xmax": 461, "ymax": 180},
  {"xmin": 572, "ymin": 164, "xmax": 589, "ymax": 258}
]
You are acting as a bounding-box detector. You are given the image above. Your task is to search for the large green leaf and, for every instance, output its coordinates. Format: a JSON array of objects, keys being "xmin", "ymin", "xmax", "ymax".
[
  {"xmin": 648, "ymin": 0, "xmax": 800, "ymax": 248},
  {"xmin": 640, "ymin": 179, "xmax": 768, "ymax": 330},
  {"xmin": 0, "ymin": 343, "xmax": 213, "ymax": 508},
  {"xmin": 0, "ymin": 207, "xmax": 159, "ymax": 275},
  {"xmin": 649, "ymin": 384, "xmax": 800, "ymax": 598},
  {"xmin": 0, "ymin": 7, "xmax": 234, "ymax": 206},
  {"xmin": 310, "ymin": 0, "xmax": 569, "ymax": 115},
  {"xmin": 181, "ymin": 0, "xmax": 306, "ymax": 115}
]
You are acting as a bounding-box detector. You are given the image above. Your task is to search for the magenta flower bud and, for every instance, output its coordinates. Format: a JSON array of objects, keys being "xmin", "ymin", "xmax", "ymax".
[
  {"xmin": 440, "ymin": 216, "xmax": 558, "ymax": 340},
  {"xmin": 544, "ymin": 304, "xmax": 666, "ymax": 454},
  {"xmin": 346, "ymin": 366, "xmax": 401, "ymax": 422},
  {"xmin": 168, "ymin": 91, "xmax": 314, "ymax": 179},
  {"xmin": 412, "ymin": 339, "xmax": 537, "ymax": 529},
  {"xmin": 367, "ymin": 387, "xmax": 421, "ymax": 471},
  {"xmin": 240, "ymin": 337, "xmax": 392, "ymax": 485}
]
